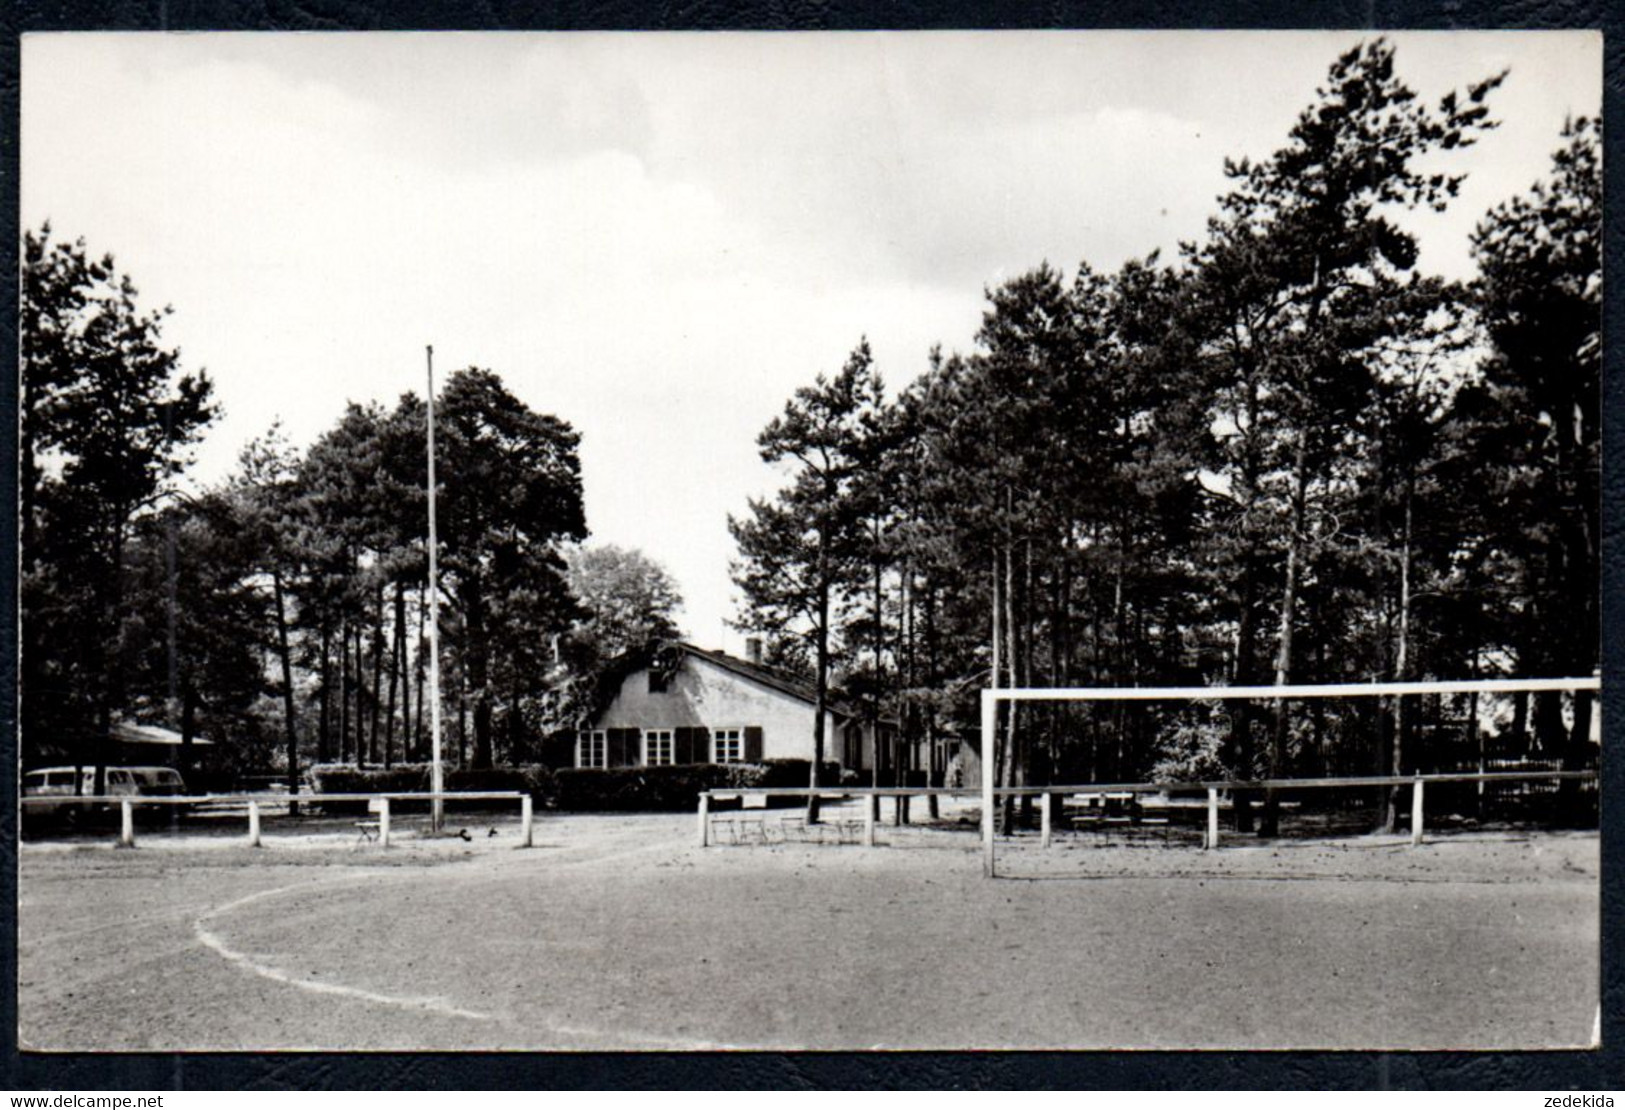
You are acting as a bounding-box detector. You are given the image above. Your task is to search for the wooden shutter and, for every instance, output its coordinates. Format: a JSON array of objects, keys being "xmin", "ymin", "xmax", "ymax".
[
  {"xmin": 608, "ymin": 728, "xmax": 639, "ymax": 767},
  {"xmin": 675, "ymin": 726, "xmax": 706, "ymax": 765},
  {"xmin": 744, "ymin": 726, "xmax": 763, "ymax": 763}
]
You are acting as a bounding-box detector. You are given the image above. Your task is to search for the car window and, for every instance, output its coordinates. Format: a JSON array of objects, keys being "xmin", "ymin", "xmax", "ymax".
[
  {"xmin": 47, "ymin": 771, "xmax": 73, "ymax": 787},
  {"xmin": 110, "ymin": 770, "xmax": 132, "ymax": 786}
]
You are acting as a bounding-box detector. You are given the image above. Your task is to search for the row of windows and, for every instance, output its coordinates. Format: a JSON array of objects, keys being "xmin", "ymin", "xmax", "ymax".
[{"xmin": 577, "ymin": 728, "xmax": 747, "ymax": 769}]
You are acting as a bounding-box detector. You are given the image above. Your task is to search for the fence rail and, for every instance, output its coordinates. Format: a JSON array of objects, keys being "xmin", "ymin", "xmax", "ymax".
[
  {"xmin": 19, "ymin": 790, "xmax": 526, "ymax": 805},
  {"xmin": 20, "ymin": 790, "xmax": 531, "ymax": 850},
  {"xmin": 698, "ymin": 769, "xmax": 1598, "ymax": 851}
]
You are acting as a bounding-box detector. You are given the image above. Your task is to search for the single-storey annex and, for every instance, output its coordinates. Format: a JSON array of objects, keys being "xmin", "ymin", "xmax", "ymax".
[{"xmin": 575, "ymin": 641, "xmax": 892, "ymax": 772}]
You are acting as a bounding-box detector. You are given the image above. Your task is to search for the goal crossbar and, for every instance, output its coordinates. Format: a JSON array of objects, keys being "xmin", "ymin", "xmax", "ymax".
[
  {"xmin": 979, "ymin": 675, "xmax": 1601, "ymax": 875},
  {"xmin": 989, "ymin": 676, "xmax": 1599, "ymax": 702}
]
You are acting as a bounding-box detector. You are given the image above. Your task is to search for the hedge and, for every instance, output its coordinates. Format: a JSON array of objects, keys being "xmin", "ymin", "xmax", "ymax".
[
  {"xmin": 310, "ymin": 759, "xmax": 846, "ymax": 813},
  {"xmin": 553, "ymin": 759, "xmax": 845, "ymax": 812},
  {"xmin": 307, "ymin": 763, "xmax": 555, "ymax": 814}
]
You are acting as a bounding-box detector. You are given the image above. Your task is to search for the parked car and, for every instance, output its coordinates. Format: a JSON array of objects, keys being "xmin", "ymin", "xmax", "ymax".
[{"xmin": 21, "ymin": 765, "xmax": 190, "ymax": 830}]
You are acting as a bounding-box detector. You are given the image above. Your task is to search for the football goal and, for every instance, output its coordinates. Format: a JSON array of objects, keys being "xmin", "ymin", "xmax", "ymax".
[{"xmin": 978, "ymin": 676, "xmax": 1601, "ymax": 877}]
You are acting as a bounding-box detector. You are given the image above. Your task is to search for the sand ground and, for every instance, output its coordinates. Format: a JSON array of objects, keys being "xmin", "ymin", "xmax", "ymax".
[{"xmin": 16, "ymin": 803, "xmax": 1599, "ymax": 1051}]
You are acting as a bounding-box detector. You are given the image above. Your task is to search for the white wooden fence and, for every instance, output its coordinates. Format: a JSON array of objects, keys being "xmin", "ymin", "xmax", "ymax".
[
  {"xmin": 19, "ymin": 790, "xmax": 531, "ymax": 849},
  {"xmin": 698, "ymin": 769, "xmax": 1598, "ymax": 855}
]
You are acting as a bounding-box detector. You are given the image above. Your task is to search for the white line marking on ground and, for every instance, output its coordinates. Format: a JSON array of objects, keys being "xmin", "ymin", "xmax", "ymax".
[
  {"xmin": 193, "ymin": 880, "xmax": 492, "ymax": 1022},
  {"xmin": 178, "ymin": 829, "xmax": 792, "ymax": 1047},
  {"xmin": 181, "ymin": 836, "xmax": 710, "ymax": 1043}
]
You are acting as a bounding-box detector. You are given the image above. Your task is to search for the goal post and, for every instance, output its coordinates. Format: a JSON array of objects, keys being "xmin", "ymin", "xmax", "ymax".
[{"xmin": 980, "ymin": 676, "xmax": 1601, "ymax": 877}]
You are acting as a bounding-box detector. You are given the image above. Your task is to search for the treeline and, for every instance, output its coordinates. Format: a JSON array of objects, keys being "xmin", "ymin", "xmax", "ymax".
[
  {"xmin": 21, "ymin": 234, "xmax": 684, "ymax": 788},
  {"xmin": 730, "ymin": 42, "xmax": 1600, "ymax": 828}
]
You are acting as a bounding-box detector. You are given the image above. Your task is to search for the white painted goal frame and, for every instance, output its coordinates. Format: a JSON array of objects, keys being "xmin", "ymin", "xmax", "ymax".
[{"xmin": 978, "ymin": 676, "xmax": 1602, "ymax": 877}]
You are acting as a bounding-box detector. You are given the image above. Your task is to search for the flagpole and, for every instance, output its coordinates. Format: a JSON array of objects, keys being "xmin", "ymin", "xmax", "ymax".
[{"xmin": 426, "ymin": 345, "xmax": 444, "ymax": 833}]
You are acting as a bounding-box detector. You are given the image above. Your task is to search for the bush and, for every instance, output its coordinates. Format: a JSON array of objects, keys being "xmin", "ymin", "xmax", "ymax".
[
  {"xmin": 307, "ymin": 763, "xmax": 432, "ymax": 791},
  {"xmin": 1148, "ymin": 704, "xmax": 1235, "ymax": 784},
  {"xmin": 307, "ymin": 762, "xmax": 554, "ymax": 814},
  {"xmin": 446, "ymin": 765, "xmax": 557, "ymax": 808},
  {"xmin": 553, "ymin": 763, "xmax": 751, "ymax": 811},
  {"xmin": 551, "ymin": 760, "xmax": 846, "ymax": 812},
  {"xmin": 754, "ymin": 759, "xmax": 843, "ymax": 790}
]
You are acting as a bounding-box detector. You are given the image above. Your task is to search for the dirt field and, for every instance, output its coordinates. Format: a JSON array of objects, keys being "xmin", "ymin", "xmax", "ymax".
[{"xmin": 16, "ymin": 804, "xmax": 1599, "ymax": 1051}]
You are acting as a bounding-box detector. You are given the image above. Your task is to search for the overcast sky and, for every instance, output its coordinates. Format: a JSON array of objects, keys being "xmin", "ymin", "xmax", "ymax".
[{"xmin": 22, "ymin": 30, "xmax": 1601, "ymax": 653}]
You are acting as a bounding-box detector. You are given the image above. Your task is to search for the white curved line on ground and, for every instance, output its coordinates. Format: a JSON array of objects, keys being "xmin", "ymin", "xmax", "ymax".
[
  {"xmin": 193, "ymin": 878, "xmax": 493, "ymax": 1022},
  {"xmin": 187, "ymin": 836, "xmax": 742, "ymax": 1047}
]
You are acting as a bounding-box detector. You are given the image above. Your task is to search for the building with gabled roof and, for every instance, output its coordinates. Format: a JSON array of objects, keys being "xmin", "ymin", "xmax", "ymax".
[{"xmin": 573, "ymin": 640, "xmax": 892, "ymax": 773}]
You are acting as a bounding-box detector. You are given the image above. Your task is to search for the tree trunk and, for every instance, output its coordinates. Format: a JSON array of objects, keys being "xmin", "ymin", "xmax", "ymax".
[
  {"xmin": 338, "ymin": 621, "xmax": 351, "ymax": 764},
  {"xmin": 1533, "ymin": 690, "xmax": 1565, "ymax": 756},
  {"xmin": 457, "ymin": 666, "xmax": 469, "ymax": 769},
  {"xmin": 925, "ymin": 578, "xmax": 940, "ymax": 819},
  {"xmin": 368, "ymin": 587, "xmax": 385, "ymax": 764},
  {"xmin": 353, "ymin": 623, "xmax": 367, "ymax": 767},
  {"xmin": 1017, "ymin": 539, "xmax": 1034, "ymax": 823},
  {"xmin": 1383, "ymin": 479, "xmax": 1415, "ymax": 833},
  {"xmin": 465, "ymin": 585, "xmax": 494, "ymax": 770},
  {"xmin": 179, "ymin": 681, "xmax": 197, "ymax": 781},
  {"xmin": 1000, "ymin": 531, "xmax": 1019, "ymax": 835},
  {"xmin": 990, "ymin": 541, "xmax": 1002, "ymax": 827},
  {"xmin": 809, "ymin": 571, "xmax": 829, "ymax": 825},
  {"xmin": 1261, "ymin": 430, "xmax": 1310, "ymax": 838},
  {"xmin": 385, "ymin": 582, "xmax": 403, "ymax": 769},
  {"xmin": 413, "ymin": 584, "xmax": 427, "ymax": 760},
  {"xmin": 317, "ymin": 624, "xmax": 332, "ymax": 764},
  {"xmin": 397, "ymin": 595, "xmax": 411, "ymax": 763},
  {"xmin": 901, "ymin": 562, "xmax": 916, "ymax": 823},
  {"xmin": 94, "ymin": 515, "xmax": 130, "ymax": 799},
  {"xmin": 870, "ymin": 518, "xmax": 884, "ymax": 791},
  {"xmin": 272, "ymin": 569, "xmax": 300, "ymax": 799}
]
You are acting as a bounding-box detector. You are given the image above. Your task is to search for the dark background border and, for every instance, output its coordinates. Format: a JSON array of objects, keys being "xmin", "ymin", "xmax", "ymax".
[{"xmin": 1, "ymin": 0, "xmax": 1618, "ymax": 1091}]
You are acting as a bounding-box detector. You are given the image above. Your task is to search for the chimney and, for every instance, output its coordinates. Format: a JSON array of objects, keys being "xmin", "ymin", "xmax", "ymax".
[{"xmin": 745, "ymin": 637, "xmax": 764, "ymax": 666}]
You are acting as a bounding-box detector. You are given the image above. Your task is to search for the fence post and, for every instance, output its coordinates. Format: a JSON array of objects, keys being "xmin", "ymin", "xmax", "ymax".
[
  {"xmin": 118, "ymin": 799, "xmax": 135, "ymax": 848},
  {"xmin": 1206, "ymin": 788, "xmax": 1220, "ymax": 850},
  {"xmin": 520, "ymin": 794, "xmax": 534, "ymax": 849},
  {"xmin": 1040, "ymin": 792, "xmax": 1052, "ymax": 849},
  {"xmin": 864, "ymin": 793, "xmax": 876, "ymax": 847},
  {"xmin": 247, "ymin": 800, "xmax": 262, "ymax": 848},
  {"xmin": 379, "ymin": 797, "xmax": 391, "ymax": 849},
  {"xmin": 1411, "ymin": 778, "xmax": 1425, "ymax": 847},
  {"xmin": 697, "ymin": 792, "xmax": 710, "ymax": 848}
]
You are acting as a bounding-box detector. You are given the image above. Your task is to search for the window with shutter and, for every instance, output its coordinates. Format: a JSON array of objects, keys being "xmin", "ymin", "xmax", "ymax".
[
  {"xmin": 577, "ymin": 730, "xmax": 608, "ymax": 769},
  {"xmin": 671, "ymin": 726, "xmax": 698, "ymax": 764},
  {"xmin": 608, "ymin": 728, "xmax": 640, "ymax": 767},
  {"xmin": 712, "ymin": 728, "xmax": 743, "ymax": 763},
  {"xmin": 642, "ymin": 729, "xmax": 675, "ymax": 766}
]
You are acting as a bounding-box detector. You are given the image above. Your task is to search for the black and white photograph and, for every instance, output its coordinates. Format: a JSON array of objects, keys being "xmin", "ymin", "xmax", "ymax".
[{"xmin": 15, "ymin": 29, "xmax": 1603, "ymax": 1053}]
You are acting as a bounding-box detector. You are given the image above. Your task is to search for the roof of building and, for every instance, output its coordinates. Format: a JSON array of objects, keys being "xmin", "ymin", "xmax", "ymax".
[
  {"xmin": 111, "ymin": 719, "xmax": 213, "ymax": 747},
  {"xmin": 682, "ymin": 644, "xmax": 906, "ymax": 728},
  {"xmin": 588, "ymin": 640, "xmax": 896, "ymax": 728},
  {"xmin": 678, "ymin": 643, "xmax": 859, "ymax": 718}
]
